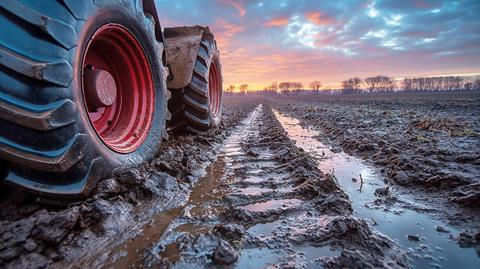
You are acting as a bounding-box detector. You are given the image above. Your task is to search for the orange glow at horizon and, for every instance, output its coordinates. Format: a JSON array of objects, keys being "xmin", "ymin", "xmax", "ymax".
[{"xmin": 221, "ymin": 70, "xmax": 480, "ymax": 92}]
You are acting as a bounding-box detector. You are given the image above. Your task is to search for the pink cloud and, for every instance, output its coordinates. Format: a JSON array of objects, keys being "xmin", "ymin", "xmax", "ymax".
[
  {"xmin": 264, "ymin": 17, "xmax": 290, "ymax": 27},
  {"xmin": 219, "ymin": 0, "xmax": 246, "ymax": 17},
  {"xmin": 211, "ymin": 18, "xmax": 244, "ymax": 52},
  {"xmin": 306, "ymin": 12, "xmax": 336, "ymax": 26}
]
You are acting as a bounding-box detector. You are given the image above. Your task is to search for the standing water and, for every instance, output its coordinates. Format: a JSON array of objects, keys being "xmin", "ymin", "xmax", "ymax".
[{"xmin": 273, "ymin": 109, "xmax": 479, "ymax": 269}]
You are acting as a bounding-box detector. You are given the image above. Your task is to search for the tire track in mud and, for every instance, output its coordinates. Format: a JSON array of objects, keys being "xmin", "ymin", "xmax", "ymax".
[
  {"xmin": 117, "ymin": 105, "xmax": 407, "ymax": 268},
  {"xmin": 0, "ymin": 103, "xmax": 258, "ymax": 269}
]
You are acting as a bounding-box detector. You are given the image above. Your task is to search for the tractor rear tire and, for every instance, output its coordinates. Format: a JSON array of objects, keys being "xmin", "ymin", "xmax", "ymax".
[
  {"xmin": 168, "ymin": 30, "xmax": 223, "ymax": 133},
  {"xmin": 0, "ymin": 0, "xmax": 169, "ymax": 198}
]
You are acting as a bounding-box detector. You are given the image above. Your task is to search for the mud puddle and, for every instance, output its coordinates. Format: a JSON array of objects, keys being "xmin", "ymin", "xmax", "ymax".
[{"xmin": 273, "ymin": 109, "xmax": 480, "ymax": 268}]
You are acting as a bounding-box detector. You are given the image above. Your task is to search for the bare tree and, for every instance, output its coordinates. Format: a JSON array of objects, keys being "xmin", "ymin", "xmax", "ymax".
[
  {"xmin": 464, "ymin": 81, "xmax": 473, "ymax": 91},
  {"xmin": 364, "ymin": 77, "xmax": 378, "ymax": 92},
  {"xmin": 342, "ymin": 79, "xmax": 353, "ymax": 92},
  {"xmin": 452, "ymin": 76, "xmax": 464, "ymax": 90},
  {"xmin": 239, "ymin": 84, "xmax": 249, "ymax": 95},
  {"xmin": 365, "ymin": 76, "xmax": 395, "ymax": 92},
  {"xmin": 226, "ymin": 85, "xmax": 236, "ymax": 95},
  {"xmin": 292, "ymin": 82, "xmax": 303, "ymax": 95},
  {"xmin": 381, "ymin": 76, "xmax": 395, "ymax": 92},
  {"xmin": 352, "ymin": 77, "xmax": 363, "ymax": 91},
  {"xmin": 402, "ymin": 78, "xmax": 413, "ymax": 91},
  {"xmin": 342, "ymin": 77, "xmax": 363, "ymax": 93},
  {"xmin": 474, "ymin": 79, "xmax": 480, "ymax": 90},
  {"xmin": 258, "ymin": 82, "xmax": 278, "ymax": 96},
  {"xmin": 279, "ymin": 82, "xmax": 292, "ymax": 95},
  {"xmin": 309, "ymin": 81, "xmax": 322, "ymax": 93},
  {"xmin": 269, "ymin": 82, "xmax": 279, "ymax": 93}
]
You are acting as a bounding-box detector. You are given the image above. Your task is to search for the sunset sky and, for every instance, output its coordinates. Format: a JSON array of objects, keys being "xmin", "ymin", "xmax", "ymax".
[{"xmin": 156, "ymin": 0, "xmax": 480, "ymax": 90}]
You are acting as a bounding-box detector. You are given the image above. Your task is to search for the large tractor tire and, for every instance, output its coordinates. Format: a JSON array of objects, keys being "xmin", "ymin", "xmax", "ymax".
[
  {"xmin": 0, "ymin": 0, "xmax": 169, "ymax": 198},
  {"xmin": 165, "ymin": 26, "xmax": 223, "ymax": 133}
]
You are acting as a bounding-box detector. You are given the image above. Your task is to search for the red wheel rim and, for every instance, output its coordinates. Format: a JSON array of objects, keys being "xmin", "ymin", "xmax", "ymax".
[
  {"xmin": 208, "ymin": 60, "xmax": 221, "ymax": 117},
  {"xmin": 82, "ymin": 24, "xmax": 154, "ymax": 153}
]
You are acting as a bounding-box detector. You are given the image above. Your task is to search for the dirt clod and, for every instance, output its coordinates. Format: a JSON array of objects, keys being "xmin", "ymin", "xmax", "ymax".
[
  {"xmin": 213, "ymin": 224, "xmax": 245, "ymax": 242},
  {"xmin": 212, "ymin": 240, "xmax": 238, "ymax": 265},
  {"xmin": 408, "ymin": 234, "xmax": 420, "ymax": 241},
  {"xmin": 435, "ymin": 226, "xmax": 450, "ymax": 233}
]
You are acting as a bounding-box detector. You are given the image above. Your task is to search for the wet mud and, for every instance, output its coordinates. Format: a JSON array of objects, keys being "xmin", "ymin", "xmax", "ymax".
[
  {"xmin": 106, "ymin": 104, "xmax": 407, "ymax": 268},
  {"xmin": 270, "ymin": 92, "xmax": 480, "ymax": 258},
  {"xmin": 273, "ymin": 109, "xmax": 480, "ymax": 268},
  {"xmin": 1, "ymin": 93, "xmax": 478, "ymax": 268},
  {"xmin": 0, "ymin": 101, "xmax": 259, "ymax": 269}
]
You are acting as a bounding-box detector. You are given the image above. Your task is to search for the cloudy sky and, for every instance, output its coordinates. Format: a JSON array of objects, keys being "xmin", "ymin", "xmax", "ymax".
[{"xmin": 156, "ymin": 0, "xmax": 480, "ymax": 89}]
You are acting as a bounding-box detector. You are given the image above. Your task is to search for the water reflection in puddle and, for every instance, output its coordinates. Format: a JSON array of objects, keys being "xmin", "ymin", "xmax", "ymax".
[
  {"xmin": 248, "ymin": 221, "xmax": 278, "ymax": 236},
  {"xmin": 300, "ymin": 245, "xmax": 340, "ymax": 269},
  {"xmin": 273, "ymin": 109, "xmax": 480, "ymax": 269},
  {"xmin": 242, "ymin": 199, "xmax": 302, "ymax": 212},
  {"xmin": 236, "ymin": 248, "xmax": 282, "ymax": 268},
  {"xmin": 238, "ymin": 186, "xmax": 272, "ymax": 195},
  {"xmin": 243, "ymin": 175, "xmax": 268, "ymax": 184}
]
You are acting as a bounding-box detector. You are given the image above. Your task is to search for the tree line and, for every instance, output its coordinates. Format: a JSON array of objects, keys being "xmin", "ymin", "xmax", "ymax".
[
  {"xmin": 341, "ymin": 75, "xmax": 480, "ymax": 93},
  {"xmin": 225, "ymin": 81, "xmax": 323, "ymax": 95},
  {"xmin": 224, "ymin": 75, "xmax": 480, "ymax": 95}
]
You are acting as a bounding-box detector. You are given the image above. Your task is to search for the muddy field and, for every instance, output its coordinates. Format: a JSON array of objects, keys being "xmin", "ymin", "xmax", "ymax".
[
  {"xmin": 1, "ymin": 92, "xmax": 479, "ymax": 268},
  {"xmin": 270, "ymin": 91, "xmax": 480, "ymax": 265},
  {"xmin": 271, "ymin": 91, "xmax": 480, "ymax": 225}
]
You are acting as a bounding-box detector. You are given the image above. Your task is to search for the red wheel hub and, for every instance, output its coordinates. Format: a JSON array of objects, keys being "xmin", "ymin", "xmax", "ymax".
[
  {"xmin": 82, "ymin": 24, "xmax": 154, "ymax": 153},
  {"xmin": 208, "ymin": 61, "xmax": 221, "ymax": 117}
]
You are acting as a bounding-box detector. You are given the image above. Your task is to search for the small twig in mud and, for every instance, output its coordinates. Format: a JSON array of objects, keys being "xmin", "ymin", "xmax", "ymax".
[
  {"xmin": 231, "ymin": 239, "xmax": 243, "ymax": 248},
  {"xmin": 371, "ymin": 218, "xmax": 378, "ymax": 226},
  {"xmin": 359, "ymin": 173, "xmax": 364, "ymax": 192},
  {"xmin": 326, "ymin": 168, "xmax": 340, "ymax": 185},
  {"xmin": 331, "ymin": 173, "xmax": 340, "ymax": 185}
]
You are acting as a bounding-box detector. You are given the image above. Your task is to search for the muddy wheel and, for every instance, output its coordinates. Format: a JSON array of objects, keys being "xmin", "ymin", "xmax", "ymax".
[
  {"xmin": 0, "ymin": 0, "xmax": 169, "ymax": 198},
  {"xmin": 168, "ymin": 30, "xmax": 223, "ymax": 133}
]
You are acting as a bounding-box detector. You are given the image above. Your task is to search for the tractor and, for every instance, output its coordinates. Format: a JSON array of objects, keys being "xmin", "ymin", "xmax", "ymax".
[{"xmin": 0, "ymin": 0, "xmax": 224, "ymax": 198}]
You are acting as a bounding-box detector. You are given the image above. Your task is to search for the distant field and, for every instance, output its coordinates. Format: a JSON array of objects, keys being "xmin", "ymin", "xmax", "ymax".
[{"xmin": 225, "ymin": 90, "xmax": 480, "ymax": 103}]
